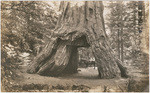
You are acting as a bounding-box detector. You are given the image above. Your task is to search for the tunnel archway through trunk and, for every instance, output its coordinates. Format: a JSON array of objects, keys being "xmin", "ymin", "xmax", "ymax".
[{"xmin": 55, "ymin": 35, "xmax": 91, "ymax": 75}]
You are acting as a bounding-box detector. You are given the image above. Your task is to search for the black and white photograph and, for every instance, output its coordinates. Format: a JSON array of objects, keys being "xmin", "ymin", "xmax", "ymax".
[{"xmin": 1, "ymin": 0, "xmax": 149, "ymax": 92}]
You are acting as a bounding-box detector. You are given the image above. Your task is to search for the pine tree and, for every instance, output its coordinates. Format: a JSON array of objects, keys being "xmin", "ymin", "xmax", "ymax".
[{"xmin": 1, "ymin": 1, "xmax": 58, "ymax": 54}]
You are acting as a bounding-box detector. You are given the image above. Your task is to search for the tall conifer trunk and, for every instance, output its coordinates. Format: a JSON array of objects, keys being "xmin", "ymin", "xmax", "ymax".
[{"xmin": 27, "ymin": 1, "xmax": 128, "ymax": 79}]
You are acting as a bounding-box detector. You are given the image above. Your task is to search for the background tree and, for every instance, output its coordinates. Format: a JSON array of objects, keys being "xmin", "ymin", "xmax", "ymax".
[
  {"xmin": 106, "ymin": 1, "xmax": 126, "ymax": 62},
  {"xmin": 1, "ymin": 1, "xmax": 58, "ymax": 55},
  {"xmin": 106, "ymin": 1, "xmax": 148, "ymax": 69}
]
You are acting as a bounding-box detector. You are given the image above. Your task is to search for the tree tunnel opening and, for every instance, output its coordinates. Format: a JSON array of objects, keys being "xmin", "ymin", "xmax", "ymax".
[
  {"xmin": 60, "ymin": 35, "xmax": 97, "ymax": 76},
  {"xmin": 78, "ymin": 47, "xmax": 96, "ymax": 69},
  {"xmin": 61, "ymin": 35, "xmax": 91, "ymax": 75}
]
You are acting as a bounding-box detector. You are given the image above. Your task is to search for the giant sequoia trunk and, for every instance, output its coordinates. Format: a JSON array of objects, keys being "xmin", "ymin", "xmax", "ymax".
[{"xmin": 27, "ymin": 1, "xmax": 128, "ymax": 78}]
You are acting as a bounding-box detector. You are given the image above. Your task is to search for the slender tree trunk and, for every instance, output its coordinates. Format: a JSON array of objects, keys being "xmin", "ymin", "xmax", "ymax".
[
  {"xmin": 120, "ymin": 1, "xmax": 124, "ymax": 63},
  {"xmin": 132, "ymin": 4, "xmax": 138, "ymax": 62},
  {"xmin": 118, "ymin": 29, "xmax": 120, "ymax": 59},
  {"xmin": 138, "ymin": 1, "xmax": 145, "ymax": 27},
  {"xmin": 120, "ymin": 30, "xmax": 124, "ymax": 62}
]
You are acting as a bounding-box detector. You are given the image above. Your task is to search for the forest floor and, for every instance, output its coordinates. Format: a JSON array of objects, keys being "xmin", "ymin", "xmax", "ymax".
[
  {"xmin": 1, "ymin": 45, "xmax": 149, "ymax": 92},
  {"xmin": 5, "ymin": 50, "xmax": 148, "ymax": 92}
]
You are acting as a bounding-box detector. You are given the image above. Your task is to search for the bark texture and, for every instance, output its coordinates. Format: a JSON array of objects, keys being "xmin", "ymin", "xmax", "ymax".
[{"xmin": 27, "ymin": 1, "xmax": 128, "ymax": 78}]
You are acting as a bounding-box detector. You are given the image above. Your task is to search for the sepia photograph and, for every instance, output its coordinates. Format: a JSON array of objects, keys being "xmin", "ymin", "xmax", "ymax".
[{"xmin": 1, "ymin": 0, "xmax": 149, "ymax": 92}]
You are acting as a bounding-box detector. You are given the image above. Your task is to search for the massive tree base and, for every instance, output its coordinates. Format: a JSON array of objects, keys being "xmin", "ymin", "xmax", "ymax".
[{"xmin": 27, "ymin": 1, "xmax": 128, "ymax": 79}]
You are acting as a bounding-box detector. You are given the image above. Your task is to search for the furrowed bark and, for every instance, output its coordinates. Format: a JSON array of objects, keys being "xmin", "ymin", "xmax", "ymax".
[{"xmin": 27, "ymin": 1, "xmax": 128, "ymax": 78}]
